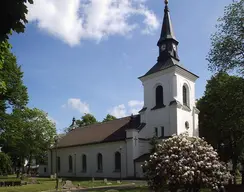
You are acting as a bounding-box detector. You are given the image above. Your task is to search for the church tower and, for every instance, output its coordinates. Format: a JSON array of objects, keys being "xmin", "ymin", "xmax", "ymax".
[{"xmin": 138, "ymin": 0, "xmax": 199, "ymax": 138}]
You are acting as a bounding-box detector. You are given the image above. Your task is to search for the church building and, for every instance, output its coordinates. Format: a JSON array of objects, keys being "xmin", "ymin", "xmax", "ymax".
[{"xmin": 46, "ymin": 0, "xmax": 199, "ymax": 179}]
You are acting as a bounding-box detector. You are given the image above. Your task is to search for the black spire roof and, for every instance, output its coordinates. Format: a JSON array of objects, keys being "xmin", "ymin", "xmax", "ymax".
[
  {"xmin": 140, "ymin": 0, "xmax": 185, "ymax": 78},
  {"xmin": 157, "ymin": 0, "xmax": 177, "ymax": 45}
]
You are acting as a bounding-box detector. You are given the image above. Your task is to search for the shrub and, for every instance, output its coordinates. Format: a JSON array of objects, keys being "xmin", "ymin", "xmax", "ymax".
[
  {"xmin": 142, "ymin": 133, "xmax": 231, "ymax": 192},
  {"xmin": 0, "ymin": 153, "xmax": 12, "ymax": 176}
]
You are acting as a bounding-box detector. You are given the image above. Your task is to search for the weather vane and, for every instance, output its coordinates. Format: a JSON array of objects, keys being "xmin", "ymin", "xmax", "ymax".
[{"xmin": 165, "ymin": 0, "xmax": 168, "ymax": 5}]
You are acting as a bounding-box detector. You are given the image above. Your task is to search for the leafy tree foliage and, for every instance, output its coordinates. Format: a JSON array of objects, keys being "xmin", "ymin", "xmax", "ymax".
[
  {"xmin": 198, "ymin": 72, "xmax": 244, "ymax": 183},
  {"xmin": 0, "ymin": 45, "xmax": 28, "ymax": 112},
  {"xmin": 0, "ymin": 0, "xmax": 34, "ymax": 42},
  {"xmin": 0, "ymin": 46, "xmax": 28, "ymax": 141},
  {"xmin": 76, "ymin": 113, "xmax": 98, "ymax": 127},
  {"xmin": 149, "ymin": 136, "xmax": 159, "ymax": 154},
  {"xmin": 0, "ymin": 108, "xmax": 56, "ymax": 172},
  {"xmin": 102, "ymin": 114, "xmax": 117, "ymax": 122},
  {"xmin": 0, "ymin": 42, "xmax": 9, "ymax": 94},
  {"xmin": 143, "ymin": 134, "xmax": 231, "ymax": 192},
  {"xmin": 0, "ymin": 152, "xmax": 12, "ymax": 175},
  {"xmin": 207, "ymin": 0, "xmax": 244, "ymax": 76}
]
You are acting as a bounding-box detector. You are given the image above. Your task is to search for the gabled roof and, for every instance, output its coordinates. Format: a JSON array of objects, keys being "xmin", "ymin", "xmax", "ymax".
[
  {"xmin": 142, "ymin": 57, "xmax": 180, "ymax": 78},
  {"xmin": 56, "ymin": 115, "xmax": 145, "ymax": 149},
  {"xmin": 134, "ymin": 153, "xmax": 150, "ymax": 162}
]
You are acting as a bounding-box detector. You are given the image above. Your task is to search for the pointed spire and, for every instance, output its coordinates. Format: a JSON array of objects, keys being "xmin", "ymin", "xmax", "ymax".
[{"xmin": 158, "ymin": 0, "xmax": 177, "ymax": 45}]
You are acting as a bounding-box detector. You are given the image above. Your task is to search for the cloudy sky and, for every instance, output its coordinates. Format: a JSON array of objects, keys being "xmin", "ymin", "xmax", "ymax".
[{"xmin": 10, "ymin": 0, "xmax": 232, "ymax": 132}]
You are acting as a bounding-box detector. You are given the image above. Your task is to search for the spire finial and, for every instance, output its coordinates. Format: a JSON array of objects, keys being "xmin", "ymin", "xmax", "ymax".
[{"xmin": 165, "ymin": 0, "xmax": 168, "ymax": 5}]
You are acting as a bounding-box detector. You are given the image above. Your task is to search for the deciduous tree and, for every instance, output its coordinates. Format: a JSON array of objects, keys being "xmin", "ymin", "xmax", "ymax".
[
  {"xmin": 0, "ymin": 45, "xmax": 28, "ymax": 113},
  {"xmin": 76, "ymin": 113, "xmax": 98, "ymax": 127},
  {"xmin": 0, "ymin": 152, "xmax": 12, "ymax": 175},
  {"xmin": 102, "ymin": 114, "xmax": 117, "ymax": 122},
  {"xmin": 207, "ymin": 0, "xmax": 244, "ymax": 76},
  {"xmin": 1, "ymin": 108, "xmax": 56, "ymax": 173},
  {"xmin": 198, "ymin": 72, "xmax": 244, "ymax": 183},
  {"xmin": 0, "ymin": 0, "xmax": 34, "ymax": 42}
]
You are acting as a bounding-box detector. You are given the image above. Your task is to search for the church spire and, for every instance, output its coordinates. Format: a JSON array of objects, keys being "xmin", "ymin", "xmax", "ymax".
[{"xmin": 157, "ymin": 0, "xmax": 179, "ymax": 61}]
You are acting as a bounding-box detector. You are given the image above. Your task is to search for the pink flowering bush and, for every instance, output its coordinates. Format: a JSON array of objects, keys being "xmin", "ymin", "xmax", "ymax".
[{"xmin": 142, "ymin": 133, "xmax": 231, "ymax": 192}]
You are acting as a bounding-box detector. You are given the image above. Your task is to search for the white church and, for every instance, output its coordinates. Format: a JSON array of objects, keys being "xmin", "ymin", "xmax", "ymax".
[{"xmin": 45, "ymin": 0, "xmax": 199, "ymax": 179}]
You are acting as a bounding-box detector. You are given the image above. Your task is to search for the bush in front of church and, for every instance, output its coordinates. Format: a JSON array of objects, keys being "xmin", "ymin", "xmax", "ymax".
[{"xmin": 142, "ymin": 133, "xmax": 231, "ymax": 192}]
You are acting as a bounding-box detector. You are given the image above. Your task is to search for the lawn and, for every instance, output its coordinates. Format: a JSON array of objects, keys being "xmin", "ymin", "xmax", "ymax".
[{"xmin": 0, "ymin": 177, "xmax": 138, "ymax": 192}]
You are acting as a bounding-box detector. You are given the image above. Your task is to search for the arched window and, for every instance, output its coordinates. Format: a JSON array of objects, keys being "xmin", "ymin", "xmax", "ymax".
[
  {"xmin": 155, "ymin": 85, "xmax": 164, "ymax": 107},
  {"xmin": 185, "ymin": 121, "xmax": 189, "ymax": 129},
  {"xmin": 68, "ymin": 155, "xmax": 73, "ymax": 171},
  {"xmin": 183, "ymin": 85, "xmax": 189, "ymax": 106},
  {"xmin": 82, "ymin": 154, "xmax": 87, "ymax": 172},
  {"xmin": 57, "ymin": 156, "xmax": 61, "ymax": 172},
  {"xmin": 97, "ymin": 153, "xmax": 103, "ymax": 171},
  {"xmin": 115, "ymin": 152, "xmax": 121, "ymax": 171}
]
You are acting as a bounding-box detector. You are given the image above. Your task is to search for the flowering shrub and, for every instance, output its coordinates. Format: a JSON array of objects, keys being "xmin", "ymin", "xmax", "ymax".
[{"xmin": 142, "ymin": 133, "xmax": 231, "ymax": 192}]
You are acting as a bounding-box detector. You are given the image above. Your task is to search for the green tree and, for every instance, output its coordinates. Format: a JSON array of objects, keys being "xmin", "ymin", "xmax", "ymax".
[
  {"xmin": 207, "ymin": 0, "xmax": 244, "ymax": 76},
  {"xmin": 0, "ymin": 46, "xmax": 28, "ymax": 112},
  {"xmin": 102, "ymin": 114, "xmax": 117, "ymax": 122},
  {"xmin": 0, "ymin": 0, "xmax": 34, "ymax": 42},
  {"xmin": 0, "ymin": 41, "xmax": 11, "ymax": 95},
  {"xmin": 76, "ymin": 113, "xmax": 98, "ymax": 127},
  {"xmin": 0, "ymin": 152, "xmax": 12, "ymax": 175},
  {"xmin": 149, "ymin": 136, "xmax": 159, "ymax": 154},
  {"xmin": 198, "ymin": 72, "xmax": 244, "ymax": 184},
  {"xmin": 1, "ymin": 108, "xmax": 56, "ymax": 173},
  {"xmin": 0, "ymin": 46, "xmax": 28, "ymax": 143}
]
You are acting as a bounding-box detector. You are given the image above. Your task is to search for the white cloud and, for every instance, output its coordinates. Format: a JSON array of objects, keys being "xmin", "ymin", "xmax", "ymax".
[
  {"xmin": 109, "ymin": 100, "xmax": 144, "ymax": 118},
  {"xmin": 27, "ymin": 0, "xmax": 159, "ymax": 46},
  {"xmin": 109, "ymin": 104, "xmax": 127, "ymax": 118},
  {"xmin": 128, "ymin": 100, "xmax": 144, "ymax": 107},
  {"xmin": 63, "ymin": 98, "xmax": 90, "ymax": 114}
]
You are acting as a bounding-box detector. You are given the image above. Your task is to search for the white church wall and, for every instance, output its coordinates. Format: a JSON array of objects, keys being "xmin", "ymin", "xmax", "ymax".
[
  {"xmin": 175, "ymin": 70, "xmax": 197, "ymax": 137},
  {"xmin": 125, "ymin": 129, "xmax": 140, "ymax": 177},
  {"xmin": 38, "ymin": 165, "xmax": 49, "ymax": 177},
  {"xmin": 50, "ymin": 141, "xmax": 128, "ymax": 178},
  {"xmin": 142, "ymin": 69, "xmax": 175, "ymax": 110},
  {"xmin": 139, "ymin": 69, "xmax": 175, "ymax": 139},
  {"xmin": 138, "ymin": 140, "xmax": 150, "ymax": 156},
  {"xmin": 175, "ymin": 72, "xmax": 196, "ymax": 109},
  {"xmin": 193, "ymin": 112, "xmax": 199, "ymax": 137},
  {"xmin": 135, "ymin": 162, "xmax": 145, "ymax": 178},
  {"xmin": 139, "ymin": 67, "xmax": 198, "ymax": 139},
  {"xmin": 177, "ymin": 108, "xmax": 193, "ymax": 136}
]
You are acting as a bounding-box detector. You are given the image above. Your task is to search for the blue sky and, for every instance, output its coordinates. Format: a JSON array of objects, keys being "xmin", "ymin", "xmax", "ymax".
[{"xmin": 9, "ymin": 0, "xmax": 232, "ymax": 133}]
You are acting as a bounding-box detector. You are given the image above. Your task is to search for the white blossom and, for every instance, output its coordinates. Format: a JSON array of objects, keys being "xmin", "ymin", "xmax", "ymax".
[{"xmin": 142, "ymin": 133, "xmax": 231, "ymax": 191}]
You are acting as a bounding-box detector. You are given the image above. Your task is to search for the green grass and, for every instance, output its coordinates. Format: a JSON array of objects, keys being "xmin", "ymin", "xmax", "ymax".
[{"xmin": 0, "ymin": 177, "xmax": 137, "ymax": 192}]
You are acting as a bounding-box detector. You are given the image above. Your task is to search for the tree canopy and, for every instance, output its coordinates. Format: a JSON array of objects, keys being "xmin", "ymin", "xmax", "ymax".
[
  {"xmin": 207, "ymin": 0, "xmax": 244, "ymax": 76},
  {"xmin": 0, "ymin": 152, "xmax": 12, "ymax": 175},
  {"xmin": 197, "ymin": 72, "xmax": 244, "ymax": 183},
  {"xmin": 0, "ymin": 0, "xmax": 34, "ymax": 42},
  {"xmin": 0, "ymin": 46, "xmax": 28, "ymax": 112},
  {"xmin": 0, "ymin": 108, "xmax": 56, "ymax": 171},
  {"xmin": 0, "ymin": 45, "xmax": 28, "ymax": 138},
  {"xmin": 76, "ymin": 113, "xmax": 98, "ymax": 127},
  {"xmin": 102, "ymin": 114, "xmax": 117, "ymax": 122}
]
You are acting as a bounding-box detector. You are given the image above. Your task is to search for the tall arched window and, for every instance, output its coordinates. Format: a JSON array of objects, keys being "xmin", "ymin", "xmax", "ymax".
[
  {"xmin": 183, "ymin": 85, "xmax": 189, "ymax": 106},
  {"xmin": 68, "ymin": 155, "xmax": 73, "ymax": 171},
  {"xmin": 57, "ymin": 156, "xmax": 61, "ymax": 172},
  {"xmin": 155, "ymin": 85, "xmax": 164, "ymax": 107},
  {"xmin": 82, "ymin": 154, "xmax": 87, "ymax": 172},
  {"xmin": 115, "ymin": 152, "xmax": 121, "ymax": 171},
  {"xmin": 97, "ymin": 153, "xmax": 103, "ymax": 171}
]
